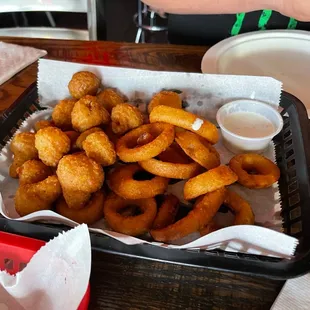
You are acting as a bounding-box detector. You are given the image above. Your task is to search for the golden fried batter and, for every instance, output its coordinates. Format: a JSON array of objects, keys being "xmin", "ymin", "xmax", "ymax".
[
  {"xmin": 64, "ymin": 131, "xmax": 79, "ymax": 152},
  {"xmin": 52, "ymin": 98, "xmax": 77, "ymax": 130},
  {"xmin": 17, "ymin": 159, "xmax": 52, "ymax": 185},
  {"xmin": 82, "ymin": 131, "xmax": 116, "ymax": 166},
  {"xmin": 175, "ymin": 130, "xmax": 220, "ymax": 170},
  {"xmin": 71, "ymin": 95, "xmax": 110, "ymax": 132},
  {"xmin": 35, "ymin": 127, "xmax": 70, "ymax": 167},
  {"xmin": 229, "ymin": 153, "xmax": 280, "ymax": 189},
  {"xmin": 109, "ymin": 164, "xmax": 169, "ymax": 199},
  {"xmin": 103, "ymin": 193, "xmax": 157, "ymax": 236},
  {"xmin": 148, "ymin": 90, "xmax": 182, "ymax": 113},
  {"xmin": 183, "ymin": 165, "xmax": 238, "ymax": 200},
  {"xmin": 97, "ymin": 88, "xmax": 124, "ymax": 112},
  {"xmin": 9, "ymin": 132, "xmax": 38, "ymax": 178},
  {"xmin": 111, "ymin": 103, "xmax": 144, "ymax": 135},
  {"xmin": 56, "ymin": 190, "xmax": 105, "ymax": 224},
  {"xmin": 76, "ymin": 127, "xmax": 102, "ymax": 149},
  {"xmin": 68, "ymin": 71, "xmax": 100, "ymax": 99},
  {"xmin": 34, "ymin": 120, "xmax": 55, "ymax": 131},
  {"xmin": 61, "ymin": 189, "xmax": 92, "ymax": 210},
  {"xmin": 103, "ymin": 123, "xmax": 120, "ymax": 145},
  {"xmin": 56, "ymin": 153, "xmax": 104, "ymax": 209},
  {"xmin": 15, "ymin": 175, "xmax": 62, "ymax": 216}
]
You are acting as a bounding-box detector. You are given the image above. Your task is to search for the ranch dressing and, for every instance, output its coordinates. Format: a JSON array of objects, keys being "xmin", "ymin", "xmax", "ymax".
[{"xmin": 222, "ymin": 112, "xmax": 275, "ymax": 138}]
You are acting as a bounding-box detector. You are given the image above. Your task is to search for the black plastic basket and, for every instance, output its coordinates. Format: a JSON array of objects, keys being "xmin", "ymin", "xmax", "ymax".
[{"xmin": 1, "ymin": 83, "xmax": 310, "ymax": 280}]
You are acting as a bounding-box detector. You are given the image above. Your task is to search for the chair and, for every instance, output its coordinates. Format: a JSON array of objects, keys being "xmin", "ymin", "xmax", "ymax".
[
  {"xmin": 133, "ymin": 0, "xmax": 167, "ymax": 43},
  {"xmin": 0, "ymin": 0, "xmax": 97, "ymax": 40}
]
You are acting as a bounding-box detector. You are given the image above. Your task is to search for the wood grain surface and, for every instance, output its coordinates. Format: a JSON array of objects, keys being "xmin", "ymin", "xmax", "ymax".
[
  {"xmin": 0, "ymin": 37, "xmax": 284, "ymax": 309},
  {"xmin": 90, "ymin": 252, "xmax": 282, "ymax": 310}
]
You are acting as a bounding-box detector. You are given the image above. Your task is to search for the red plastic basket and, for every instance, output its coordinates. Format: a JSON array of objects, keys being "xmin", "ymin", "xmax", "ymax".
[{"xmin": 0, "ymin": 231, "xmax": 90, "ymax": 309}]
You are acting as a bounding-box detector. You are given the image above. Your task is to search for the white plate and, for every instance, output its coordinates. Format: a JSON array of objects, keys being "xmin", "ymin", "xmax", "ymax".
[{"xmin": 201, "ymin": 30, "xmax": 310, "ymax": 113}]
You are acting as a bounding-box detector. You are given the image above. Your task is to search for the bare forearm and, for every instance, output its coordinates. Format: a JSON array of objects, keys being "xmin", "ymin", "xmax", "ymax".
[
  {"xmin": 142, "ymin": 0, "xmax": 279, "ymax": 15},
  {"xmin": 142, "ymin": 0, "xmax": 310, "ymax": 21}
]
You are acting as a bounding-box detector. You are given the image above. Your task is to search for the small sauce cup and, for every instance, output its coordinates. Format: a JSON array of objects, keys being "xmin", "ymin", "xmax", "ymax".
[{"xmin": 216, "ymin": 100, "xmax": 283, "ymax": 154}]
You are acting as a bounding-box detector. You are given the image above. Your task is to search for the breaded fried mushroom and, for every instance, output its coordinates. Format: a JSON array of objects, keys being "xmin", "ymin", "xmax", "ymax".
[
  {"xmin": 56, "ymin": 153, "xmax": 104, "ymax": 209},
  {"xmin": 9, "ymin": 133, "xmax": 38, "ymax": 178},
  {"xmin": 97, "ymin": 88, "xmax": 124, "ymax": 112},
  {"xmin": 68, "ymin": 71, "xmax": 100, "ymax": 99},
  {"xmin": 15, "ymin": 175, "xmax": 62, "ymax": 216},
  {"xmin": 17, "ymin": 159, "xmax": 53, "ymax": 185},
  {"xmin": 35, "ymin": 127, "xmax": 70, "ymax": 167},
  {"xmin": 34, "ymin": 120, "xmax": 55, "ymax": 131},
  {"xmin": 111, "ymin": 103, "xmax": 144, "ymax": 135},
  {"xmin": 76, "ymin": 127, "xmax": 102, "ymax": 149},
  {"xmin": 52, "ymin": 98, "xmax": 77, "ymax": 130},
  {"xmin": 71, "ymin": 95, "xmax": 110, "ymax": 132},
  {"xmin": 82, "ymin": 131, "xmax": 116, "ymax": 166}
]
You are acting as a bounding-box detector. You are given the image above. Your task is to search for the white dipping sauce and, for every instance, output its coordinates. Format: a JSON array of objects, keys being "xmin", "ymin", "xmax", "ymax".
[{"xmin": 222, "ymin": 111, "xmax": 275, "ymax": 138}]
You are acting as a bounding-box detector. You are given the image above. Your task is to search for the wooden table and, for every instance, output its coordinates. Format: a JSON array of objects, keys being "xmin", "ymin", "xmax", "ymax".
[{"xmin": 0, "ymin": 37, "xmax": 284, "ymax": 309}]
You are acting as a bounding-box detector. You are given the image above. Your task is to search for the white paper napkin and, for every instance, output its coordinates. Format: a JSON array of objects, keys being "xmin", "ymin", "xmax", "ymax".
[
  {"xmin": 0, "ymin": 42, "xmax": 47, "ymax": 85},
  {"xmin": 271, "ymin": 274, "xmax": 310, "ymax": 310},
  {"xmin": 0, "ymin": 224, "xmax": 91, "ymax": 310}
]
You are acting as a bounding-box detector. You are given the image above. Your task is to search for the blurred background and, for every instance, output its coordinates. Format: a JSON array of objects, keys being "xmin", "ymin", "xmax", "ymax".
[{"xmin": 0, "ymin": 0, "xmax": 168, "ymax": 43}]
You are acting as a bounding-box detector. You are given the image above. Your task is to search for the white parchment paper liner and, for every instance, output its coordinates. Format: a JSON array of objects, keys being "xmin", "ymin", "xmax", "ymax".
[
  {"xmin": 0, "ymin": 224, "xmax": 91, "ymax": 310},
  {"xmin": 0, "ymin": 60, "xmax": 298, "ymax": 258}
]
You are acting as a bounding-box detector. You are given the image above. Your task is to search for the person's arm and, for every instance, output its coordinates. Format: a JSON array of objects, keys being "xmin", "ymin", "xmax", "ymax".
[{"xmin": 143, "ymin": 0, "xmax": 310, "ymax": 21}]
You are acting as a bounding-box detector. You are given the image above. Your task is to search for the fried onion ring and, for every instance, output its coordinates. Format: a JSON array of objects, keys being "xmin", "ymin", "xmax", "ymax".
[
  {"xmin": 175, "ymin": 130, "xmax": 220, "ymax": 170},
  {"xmin": 109, "ymin": 164, "xmax": 169, "ymax": 199},
  {"xmin": 136, "ymin": 132, "xmax": 154, "ymax": 146},
  {"xmin": 103, "ymin": 193, "xmax": 157, "ymax": 236},
  {"xmin": 152, "ymin": 194, "xmax": 179, "ymax": 229},
  {"xmin": 199, "ymin": 190, "xmax": 255, "ymax": 236},
  {"xmin": 111, "ymin": 103, "xmax": 143, "ymax": 135},
  {"xmin": 183, "ymin": 165, "xmax": 238, "ymax": 200},
  {"xmin": 229, "ymin": 153, "xmax": 280, "ymax": 189},
  {"xmin": 199, "ymin": 221, "xmax": 219, "ymax": 236},
  {"xmin": 139, "ymin": 144, "xmax": 202, "ymax": 179},
  {"xmin": 56, "ymin": 190, "xmax": 105, "ymax": 224},
  {"xmin": 148, "ymin": 91, "xmax": 182, "ymax": 113},
  {"xmin": 116, "ymin": 123, "xmax": 175, "ymax": 162},
  {"xmin": 149, "ymin": 105, "xmax": 219, "ymax": 144},
  {"xmin": 150, "ymin": 188, "xmax": 226, "ymax": 242},
  {"xmin": 224, "ymin": 190, "xmax": 255, "ymax": 225}
]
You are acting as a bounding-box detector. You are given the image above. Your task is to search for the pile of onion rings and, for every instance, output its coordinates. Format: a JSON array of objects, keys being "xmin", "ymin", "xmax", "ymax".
[{"xmin": 9, "ymin": 71, "xmax": 282, "ymax": 245}]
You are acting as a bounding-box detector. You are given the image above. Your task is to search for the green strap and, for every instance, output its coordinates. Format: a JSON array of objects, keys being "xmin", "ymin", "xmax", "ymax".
[
  {"xmin": 230, "ymin": 10, "xmax": 297, "ymax": 37},
  {"xmin": 258, "ymin": 9, "xmax": 273, "ymax": 30},
  {"xmin": 231, "ymin": 13, "xmax": 246, "ymax": 36},
  {"xmin": 287, "ymin": 18, "xmax": 298, "ymax": 29}
]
